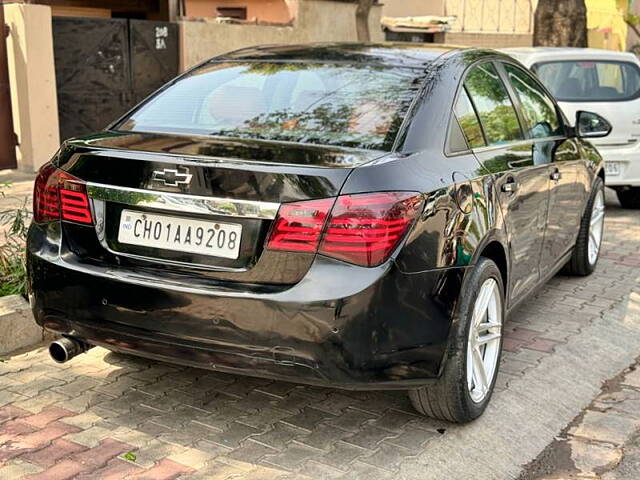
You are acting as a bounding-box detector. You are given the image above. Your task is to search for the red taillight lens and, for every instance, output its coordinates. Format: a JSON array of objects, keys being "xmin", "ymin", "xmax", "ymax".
[
  {"xmin": 266, "ymin": 198, "xmax": 334, "ymax": 252},
  {"xmin": 266, "ymin": 192, "xmax": 422, "ymax": 267},
  {"xmin": 33, "ymin": 163, "xmax": 60, "ymax": 223},
  {"xmin": 60, "ymin": 187, "xmax": 92, "ymax": 224},
  {"xmin": 319, "ymin": 192, "xmax": 422, "ymax": 267},
  {"xmin": 33, "ymin": 163, "xmax": 93, "ymax": 225}
]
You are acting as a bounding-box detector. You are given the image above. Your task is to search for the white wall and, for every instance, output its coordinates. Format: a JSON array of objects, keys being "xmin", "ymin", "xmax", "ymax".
[
  {"xmin": 382, "ymin": 0, "xmax": 446, "ymax": 17},
  {"xmin": 5, "ymin": 4, "xmax": 59, "ymax": 172},
  {"xmin": 180, "ymin": 0, "xmax": 384, "ymax": 69}
]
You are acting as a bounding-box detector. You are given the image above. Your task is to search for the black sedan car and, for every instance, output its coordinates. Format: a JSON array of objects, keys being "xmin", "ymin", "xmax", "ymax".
[{"xmin": 27, "ymin": 43, "xmax": 610, "ymax": 423}]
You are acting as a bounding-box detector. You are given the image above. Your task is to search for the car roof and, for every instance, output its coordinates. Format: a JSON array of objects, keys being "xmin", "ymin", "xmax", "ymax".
[
  {"xmin": 501, "ymin": 46, "xmax": 639, "ymax": 65},
  {"xmin": 217, "ymin": 42, "xmax": 467, "ymax": 68}
]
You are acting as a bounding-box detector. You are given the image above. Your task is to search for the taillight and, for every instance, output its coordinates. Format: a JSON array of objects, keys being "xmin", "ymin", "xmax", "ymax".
[
  {"xmin": 319, "ymin": 192, "xmax": 423, "ymax": 267},
  {"xmin": 266, "ymin": 198, "xmax": 334, "ymax": 252},
  {"xmin": 266, "ymin": 192, "xmax": 422, "ymax": 267},
  {"xmin": 33, "ymin": 163, "xmax": 93, "ymax": 225},
  {"xmin": 33, "ymin": 163, "xmax": 60, "ymax": 223}
]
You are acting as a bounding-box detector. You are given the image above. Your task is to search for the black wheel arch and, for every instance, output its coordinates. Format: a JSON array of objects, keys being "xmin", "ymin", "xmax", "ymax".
[{"xmin": 469, "ymin": 230, "xmax": 510, "ymax": 298}]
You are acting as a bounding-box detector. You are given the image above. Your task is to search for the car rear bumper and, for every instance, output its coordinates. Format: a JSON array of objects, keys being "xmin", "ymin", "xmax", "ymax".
[
  {"xmin": 27, "ymin": 227, "xmax": 466, "ymax": 390},
  {"xmin": 596, "ymin": 150, "xmax": 640, "ymax": 187}
]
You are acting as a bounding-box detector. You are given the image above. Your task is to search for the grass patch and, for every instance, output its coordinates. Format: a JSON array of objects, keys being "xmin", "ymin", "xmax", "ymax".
[
  {"xmin": 123, "ymin": 452, "xmax": 137, "ymax": 462},
  {"xmin": 0, "ymin": 182, "xmax": 29, "ymax": 297}
]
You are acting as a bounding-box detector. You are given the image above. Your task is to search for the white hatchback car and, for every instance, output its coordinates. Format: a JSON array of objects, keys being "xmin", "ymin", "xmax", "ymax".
[{"xmin": 503, "ymin": 47, "xmax": 640, "ymax": 208}]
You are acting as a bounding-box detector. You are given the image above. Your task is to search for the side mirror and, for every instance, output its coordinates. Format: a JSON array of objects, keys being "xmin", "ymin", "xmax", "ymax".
[{"xmin": 576, "ymin": 111, "xmax": 612, "ymax": 138}]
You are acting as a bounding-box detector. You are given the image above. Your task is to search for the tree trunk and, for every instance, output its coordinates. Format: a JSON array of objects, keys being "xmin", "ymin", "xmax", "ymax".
[
  {"xmin": 533, "ymin": 0, "xmax": 588, "ymax": 47},
  {"xmin": 356, "ymin": 0, "xmax": 374, "ymax": 42}
]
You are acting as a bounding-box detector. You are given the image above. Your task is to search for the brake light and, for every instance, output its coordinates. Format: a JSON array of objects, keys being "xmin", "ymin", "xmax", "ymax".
[
  {"xmin": 266, "ymin": 198, "xmax": 334, "ymax": 252},
  {"xmin": 319, "ymin": 192, "xmax": 423, "ymax": 267},
  {"xmin": 266, "ymin": 192, "xmax": 422, "ymax": 267},
  {"xmin": 33, "ymin": 163, "xmax": 60, "ymax": 223},
  {"xmin": 33, "ymin": 163, "xmax": 93, "ymax": 225}
]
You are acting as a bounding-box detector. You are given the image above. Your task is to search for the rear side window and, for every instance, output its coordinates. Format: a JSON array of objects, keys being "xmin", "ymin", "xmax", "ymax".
[
  {"xmin": 533, "ymin": 60, "xmax": 640, "ymax": 102},
  {"xmin": 464, "ymin": 63, "xmax": 523, "ymax": 145},
  {"xmin": 117, "ymin": 61, "xmax": 423, "ymax": 151},
  {"xmin": 452, "ymin": 87, "xmax": 485, "ymax": 150},
  {"xmin": 503, "ymin": 64, "xmax": 560, "ymax": 139}
]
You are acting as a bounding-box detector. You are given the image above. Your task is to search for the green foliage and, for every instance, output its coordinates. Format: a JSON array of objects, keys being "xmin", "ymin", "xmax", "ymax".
[
  {"xmin": 123, "ymin": 452, "xmax": 137, "ymax": 462},
  {"xmin": 463, "ymin": 63, "xmax": 522, "ymax": 145},
  {"xmin": 478, "ymin": 104, "xmax": 522, "ymax": 144},
  {"xmin": 625, "ymin": 13, "xmax": 640, "ymax": 41},
  {"xmin": 458, "ymin": 113, "xmax": 484, "ymax": 147},
  {"xmin": 246, "ymin": 62, "xmax": 312, "ymax": 75},
  {"xmin": 465, "ymin": 64, "xmax": 508, "ymax": 103},
  {"xmin": 625, "ymin": 12, "xmax": 640, "ymax": 27},
  {"xmin": 0, "ymin": 183, "xmax": 29, "ymax": 297}
]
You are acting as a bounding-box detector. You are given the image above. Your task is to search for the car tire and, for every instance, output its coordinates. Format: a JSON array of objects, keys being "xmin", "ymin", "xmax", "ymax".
[
  {"xmin": 564, "ymin": 177, "xmax": 605, "ymax": 276},
  {"xmin": 408, "ymin": 257, "xmax": 504, "ymax": 423},
  {"xmin": 616, "ymin": 187, "xmax": 640, "ymax": 209}
]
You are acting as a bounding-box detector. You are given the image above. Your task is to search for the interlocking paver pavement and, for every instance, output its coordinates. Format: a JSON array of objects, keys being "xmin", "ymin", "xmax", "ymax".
[
  {"xmin": 518, "ymin": 356, "xmax": 640, "ymax": 480},
  {"xmin": 0, "ymin": 187, "xmax": 638, "ymax": 479}
]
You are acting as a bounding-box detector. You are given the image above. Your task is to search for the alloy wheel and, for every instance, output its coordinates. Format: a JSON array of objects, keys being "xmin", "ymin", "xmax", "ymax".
[
  {"xmin": 466, "ymin": 277, "xmax": 502, "ymax": 403},
  {"xmin": 588, "ymin": 189, "xmax": 605, "ymax": 265}
]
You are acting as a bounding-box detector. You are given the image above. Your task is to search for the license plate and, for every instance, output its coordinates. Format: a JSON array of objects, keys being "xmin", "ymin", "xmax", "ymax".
[
  {"xmin": 605, "ymin": 161, "xmax": 621, "ymax": 176},
  {"xmin": 117, "ymin": 210, "xmax": 242, "ymax": 259}
]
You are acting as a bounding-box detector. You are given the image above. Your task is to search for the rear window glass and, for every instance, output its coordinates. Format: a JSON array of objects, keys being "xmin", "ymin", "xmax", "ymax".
[
  {"xmin": 117, "ymin": 62, "xmax": 423, "ymax": 151},
  {"xmin": 533, "ymin": 60, "xmax": 640, "ymax": 102}
]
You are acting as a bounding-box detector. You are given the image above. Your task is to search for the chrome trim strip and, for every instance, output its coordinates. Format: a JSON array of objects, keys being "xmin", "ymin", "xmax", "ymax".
[{"xmin": 86, "ymin": 183, "xmax": 280, "ymax": 220}]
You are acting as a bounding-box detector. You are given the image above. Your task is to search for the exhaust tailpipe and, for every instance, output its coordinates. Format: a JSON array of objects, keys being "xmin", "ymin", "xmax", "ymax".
[{"xmin": 49, "ymin": 337, "xmax": 92, "ymax": 363}]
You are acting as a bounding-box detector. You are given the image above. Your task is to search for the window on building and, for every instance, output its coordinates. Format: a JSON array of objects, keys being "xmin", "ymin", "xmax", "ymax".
[{"xmin": 216, "ymin": 7, "xmax": 247, "ymax": 20}]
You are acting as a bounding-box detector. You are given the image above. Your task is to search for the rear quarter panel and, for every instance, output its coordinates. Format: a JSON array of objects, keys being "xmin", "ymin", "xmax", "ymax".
[
  {"xmin": 340, "ymin": 52, "xmax": 508, "ymax": 274},
  {"xmin": 341, "ymin": 149, "xmax": 500, "ymax": 273}
]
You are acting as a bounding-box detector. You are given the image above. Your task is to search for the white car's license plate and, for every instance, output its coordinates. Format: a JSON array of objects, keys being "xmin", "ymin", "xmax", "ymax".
[
  {"xmin": 605, "ymin": 162, "xmax": 621, "ymax": 176},
  {"xmin": 117, "ymin": 210, "xmax": 242, "ymax": 259}
]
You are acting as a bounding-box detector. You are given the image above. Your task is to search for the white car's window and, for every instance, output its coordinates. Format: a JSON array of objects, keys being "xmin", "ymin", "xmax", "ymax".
[{"xmin": 533, "ymin": 60, "xmax": 640, "ymax": 102}]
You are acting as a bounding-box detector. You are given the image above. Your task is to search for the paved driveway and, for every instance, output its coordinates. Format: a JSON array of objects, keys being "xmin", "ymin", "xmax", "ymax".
[{"xmin": 0, "ymin": 190, "xmax": 639, "ymax": 480}]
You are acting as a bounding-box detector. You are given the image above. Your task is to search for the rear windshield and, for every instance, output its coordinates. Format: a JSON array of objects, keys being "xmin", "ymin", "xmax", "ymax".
[
  {"xmin": 533, "ymin": 60, "xmax": 640, "ymax": 102},
  {"xmin": 117, "ymin": 61, "xmax": 423, "ymax": 150}
]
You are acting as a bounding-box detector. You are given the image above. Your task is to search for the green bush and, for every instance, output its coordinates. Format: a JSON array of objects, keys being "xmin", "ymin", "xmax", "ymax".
[{"xmin": 0, "ymin": 182, "xmax": 29, "ymax": 297}]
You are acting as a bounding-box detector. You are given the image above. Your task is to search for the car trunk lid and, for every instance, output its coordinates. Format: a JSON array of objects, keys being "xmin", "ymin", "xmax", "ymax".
[{"xmin": 55, "ymin": 131, "xmax": 386, "ymax": 285}]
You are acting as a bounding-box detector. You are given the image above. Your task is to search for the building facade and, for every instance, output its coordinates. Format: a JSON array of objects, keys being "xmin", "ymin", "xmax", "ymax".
[
  {"xmin": 383, "ymin": 0, "xmax": 634, "ymax": 52},
  {"xmin": 184, "ymin": 0, "xmax": 295, "ymax": 23}
]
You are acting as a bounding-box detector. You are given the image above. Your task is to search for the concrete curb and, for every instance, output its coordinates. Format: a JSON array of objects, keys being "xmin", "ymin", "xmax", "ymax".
[
  {"xmin": 0, "ymin": 294, "xmax": 48, "ymax": 355},
  {"xmin": 398, "ymin": 290, "xmax": 640, "ymax": 480}
]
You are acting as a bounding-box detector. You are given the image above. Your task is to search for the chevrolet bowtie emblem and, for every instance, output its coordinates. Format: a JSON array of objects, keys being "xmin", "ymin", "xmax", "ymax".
[{"xmin": 152, "ymin": 167, "xmax": 193, "ymax": 187}]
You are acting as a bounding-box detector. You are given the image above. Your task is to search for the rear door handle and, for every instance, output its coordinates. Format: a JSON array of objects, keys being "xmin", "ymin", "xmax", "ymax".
[
  {"xmin": 501, "ymin": 178, "xmax": 518, "ymax": 193},
  {"xmin": 550, "ymin": 169, "xmax": 561, "ymax": 181}
]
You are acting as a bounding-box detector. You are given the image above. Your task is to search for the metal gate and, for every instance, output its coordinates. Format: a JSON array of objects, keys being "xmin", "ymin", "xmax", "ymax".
[{"xmin": 52, "ymin": 17, "xmax": 179, "ymax": 141}]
